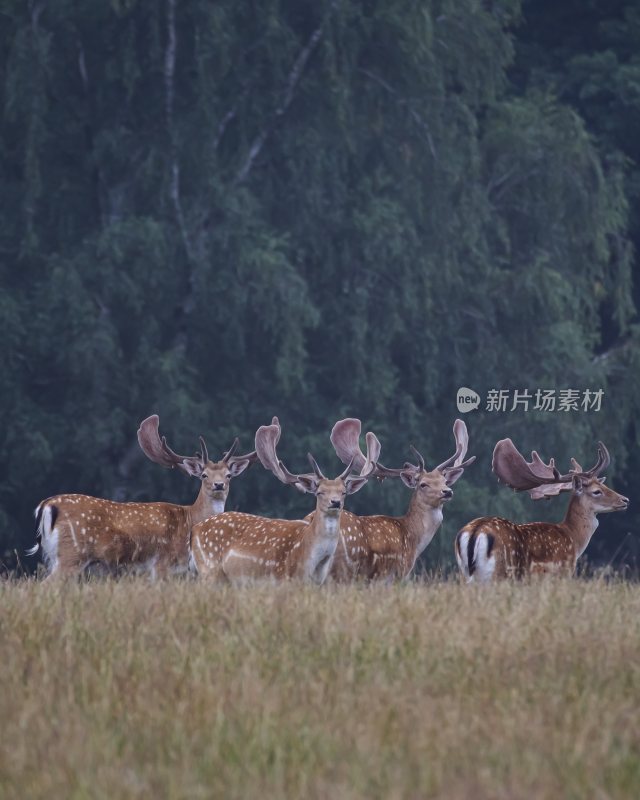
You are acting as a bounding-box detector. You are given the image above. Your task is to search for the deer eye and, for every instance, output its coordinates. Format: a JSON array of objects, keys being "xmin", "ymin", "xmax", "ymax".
[
  {"xmin": 592, "ymin": 489, "xmax": 602, "ymax": 496},
  {"xmin": 419, "ymin": 482, "xmax": 428, "ymax": 489},
  {"xmin": 226, "ymin": 473, "xmax": 231, "ymax": 480},
  {"xmin": 202, "ymin": 473, "xmax": 208, "ymax": 479}
]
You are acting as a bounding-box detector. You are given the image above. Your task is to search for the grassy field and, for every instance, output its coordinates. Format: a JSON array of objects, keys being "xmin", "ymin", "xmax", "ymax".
[{"xmin": 1, "ymin": 578, "xmax": 639, "ymax": 799}]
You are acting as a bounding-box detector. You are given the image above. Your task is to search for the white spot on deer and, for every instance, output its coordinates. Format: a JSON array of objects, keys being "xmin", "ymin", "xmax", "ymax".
[{"xmin": 69, "ymin": 520, "xmax": 79, "ymax": 550}]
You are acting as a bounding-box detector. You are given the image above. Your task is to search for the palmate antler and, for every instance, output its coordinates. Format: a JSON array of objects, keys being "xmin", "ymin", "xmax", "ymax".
[
  {"xmin": 137, "ymin": 415, "xmax": 207, "ymax": 475},
  {"xmin": 256, "ymin": 417, "xmax": 366, "ymax": 493},
  {"xmin": 330, "ymin": 419, "xmax": 387, "ymax": 477},
  {"xmin": 492, "ymin": 438, "xmax": 611, "ymax": 500},
  {"xmin": 434, "ymin": 419, "xmax": 476, "ymax": 478},
  {"xmin": 330, "ymin": 418, "xmax": 475, "ymax": 485},
  {"xmin": 137, "ymin": 415, "xmax": 257, "ymax": 476}
]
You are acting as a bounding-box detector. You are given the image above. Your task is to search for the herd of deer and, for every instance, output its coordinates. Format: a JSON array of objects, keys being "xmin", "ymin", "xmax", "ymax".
[{"xmin": 30, "ymin": 415, "xmax": 629, "ymax": 583}]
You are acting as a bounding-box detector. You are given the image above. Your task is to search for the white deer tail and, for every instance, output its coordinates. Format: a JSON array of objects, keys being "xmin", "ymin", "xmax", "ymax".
[
  {"xmin": 27, "ymin": 502, "xmax": 45, "ymax": 556},
  {"xmin": 30, "ymin": 501, "xmax": 59, "ymax": 568},
  {"xmin": 456, "ymin": 524, "xmax": 496, "ymax": 583}
]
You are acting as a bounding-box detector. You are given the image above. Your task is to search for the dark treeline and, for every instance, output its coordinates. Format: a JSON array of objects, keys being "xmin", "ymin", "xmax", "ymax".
[{"xmin": 1, "ymin": 0, "xmax": 638, "ymax": 571}]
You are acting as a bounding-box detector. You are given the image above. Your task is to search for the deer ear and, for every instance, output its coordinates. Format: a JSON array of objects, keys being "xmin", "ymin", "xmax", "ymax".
[
  {"xmin": 180, "ymin": 459, "xmax": 204, "ymax": 478},
  {"xmin": 400, "ymin": 470, "xmax": 418, "ymax": 489},
  {"xmin": 294, "ymin": 475, "xmax": 319, "ymax": 494},
  {"xmin": 228, "ymin": 459, "xmax": 251, "ymax": 478},
  {"xmin": 346, "ymin": 476, "xmax": 369, "ymax": 495},
  {"xmin": 572, "ymin": 475, "xmax": 584, "ymax": 495},
  {"xmin": 444, "ymin": 467, "xmax": 465, "ymax": 486}
]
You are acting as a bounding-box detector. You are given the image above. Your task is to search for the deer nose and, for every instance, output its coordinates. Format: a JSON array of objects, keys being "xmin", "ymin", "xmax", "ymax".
[
  {"xmin": 442, "ymin": 488, "xmax": 453, "ymax": 498},
  {"xmin": 329, "ymin": 499, "xmax": 341, "ymax": 509},
  {"xmin": 214, "ymin": 483, "xmax": 225, "ymax": 491}
]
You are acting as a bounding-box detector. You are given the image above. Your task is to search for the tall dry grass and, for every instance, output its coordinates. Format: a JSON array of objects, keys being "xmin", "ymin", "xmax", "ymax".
[{"xmin": 1, "ymin": 578, "xmax": 639, "ymax": 799}]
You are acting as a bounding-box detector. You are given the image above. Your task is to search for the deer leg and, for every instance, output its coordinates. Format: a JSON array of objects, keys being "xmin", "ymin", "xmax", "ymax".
[
  {"xmin": 529, "ymin": 560, "xmax": 572, "ymax": 578},
  {"xmin": 309, "ymin": 553, "xmax": 333, "ymax": 584},
  {"xmin": 153, "ymin": 559, "xmax": 169, "ymax": 581},
  {"xmin": 83, "ymin": 561, "xmax": 116, "ymax": 580},
  {"xmin": 42, "ymin": 521, "xmax": 89, "ymax": 580},
  {"xmin": 43, "ymin": 558, "xmax": 84, "ymax": 581},
  {"xmin": 189, "ymin": 535, "xmax": 224, "ymax": 579}
]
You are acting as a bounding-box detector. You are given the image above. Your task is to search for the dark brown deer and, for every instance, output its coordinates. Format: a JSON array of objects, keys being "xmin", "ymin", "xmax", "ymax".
[
  {"xmin": 31, "ymin": 415, "xmax": 256, "ymax": 578},
  {"xmin": 324, "ymin": 418, "xmax": 475, "ymax": 581},
  {"xmin": 455, "ymin": 438, "xmax": 629, "ymax": 582},
  {"xmin": 190, "ymin": 418, "xmax": 373, "ymax": 583}
]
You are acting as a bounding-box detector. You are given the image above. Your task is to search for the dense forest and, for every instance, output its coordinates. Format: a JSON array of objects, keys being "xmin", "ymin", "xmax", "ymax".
[{"xmin": 1, "ymin": 0, "xmax": 638, "ymax": 572}]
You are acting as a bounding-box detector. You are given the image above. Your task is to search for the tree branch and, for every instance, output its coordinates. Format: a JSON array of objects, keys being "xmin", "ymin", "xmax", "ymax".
[
  {"xmin": 163, "ymin": 0, "xmax": 197, "ymax": 354},
  {"xmin": 358, "ymin": 68, "xmax": 437, "ymax": 160},
  {"xmin": 28, "ymin": 0, "xmax": 44, "ymax": 33},
  {"xmin": 164, "ymin": 0, "xmax": 176, "ymax": 126},
  {"xmin": 214, "ymin": 86, "xmax": 251, "ymax": 153},
  {"xmin": 165, "ymin": 0, "xmax": 195, "ymax": 268},
  {"xmin": 234, "ymin": 7, "xmax": 336, "ymax": 185},
  {"xmin": 592, "ymin": 335, "xmax": 633, "ymax": 366}
]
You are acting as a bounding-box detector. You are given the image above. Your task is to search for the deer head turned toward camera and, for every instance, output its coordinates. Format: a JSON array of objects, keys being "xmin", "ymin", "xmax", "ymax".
[
  {"xmin": 326, "ymin": 418, "xmax": 475, "ymax": 581},
  {"xmin": 190, "ymin": 417, "xmax": 373, "ymax": 584}
]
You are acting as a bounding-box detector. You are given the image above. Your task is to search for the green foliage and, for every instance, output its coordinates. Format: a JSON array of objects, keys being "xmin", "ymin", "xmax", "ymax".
[{"xmin": 0, "ymin": 0, "xmax": 637, "ymax": 569}]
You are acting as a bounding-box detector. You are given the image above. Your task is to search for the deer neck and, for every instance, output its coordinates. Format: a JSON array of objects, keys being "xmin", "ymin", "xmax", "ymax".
[
  {"xmin": 562, "ymin": 493, "xmax": 599, "ymax": 558},
  {"xmin": 190, "ymin": 485, "xmax": 226, "ymax": 525},
  {"xmin": 297, "ymin": 508, "xmax": 342, "ymax": 581},
  {"xmin": 402, "ymin": 492, "xmax": 444, "ymax": 560},
  {"xmin": 305, "ymin": 509, "xmax": 341, "ymax": 546}
]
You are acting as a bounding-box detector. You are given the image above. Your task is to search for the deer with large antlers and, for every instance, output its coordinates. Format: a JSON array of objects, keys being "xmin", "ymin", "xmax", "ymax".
[
  {"xmin": 323, "ymin": 418, "xmax": 475, "ymax": 581},
  {"xmin": 190, "ymin": 418, "xmax": 373, "ymax": 583},
  {"xmin": 31, "ymin": 415, "xmax": 256, "ymax": 578},
  {"xmin": 455, "ymin": 438, "xmax": 629, "ymax": 582}
]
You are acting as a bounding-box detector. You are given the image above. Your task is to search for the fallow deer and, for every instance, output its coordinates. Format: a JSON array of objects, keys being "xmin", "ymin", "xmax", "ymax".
[
  {"xmin": 455, "ymin": 438, "xmax": 629, "ymax": 582},
  {"xmin": 31, "ymin": 415, "xmax": 256, "ymax": 578},
  {"xmin": 325, "ymin": 418, "xmax": 475, "ymax": 581},
  {"xmin": 190, "ymin": 418, "xmax": 373, "ymax": 583}
]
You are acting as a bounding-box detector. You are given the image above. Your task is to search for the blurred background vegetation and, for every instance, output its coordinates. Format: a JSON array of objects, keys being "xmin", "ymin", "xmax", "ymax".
[{"xmin": 1, "ymin": 0, "xmax": 638, "ymax": 571}]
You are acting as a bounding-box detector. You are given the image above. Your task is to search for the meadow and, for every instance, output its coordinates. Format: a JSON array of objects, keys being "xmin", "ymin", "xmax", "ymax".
[{"xmin": 1, "ymin": 578, "xmax": 639, "ymax": 799}]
